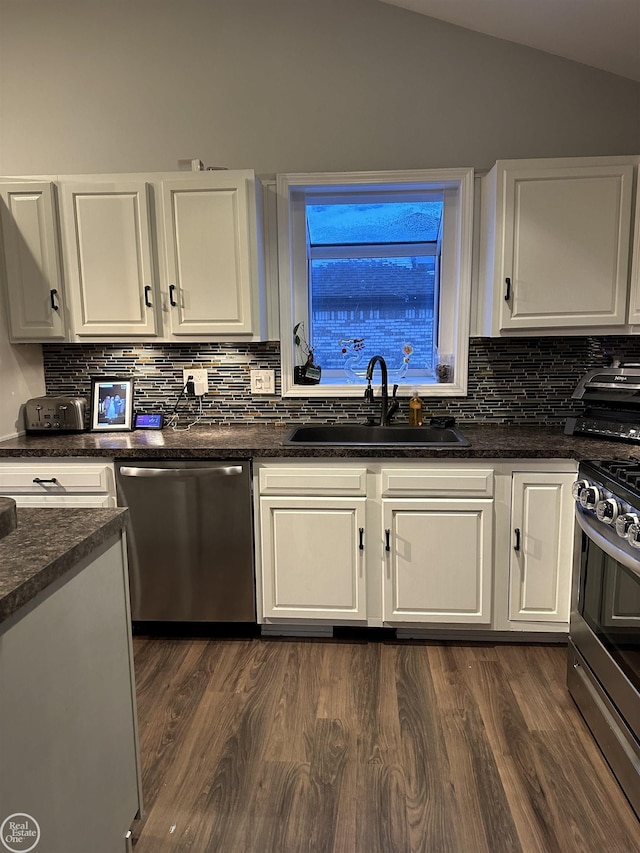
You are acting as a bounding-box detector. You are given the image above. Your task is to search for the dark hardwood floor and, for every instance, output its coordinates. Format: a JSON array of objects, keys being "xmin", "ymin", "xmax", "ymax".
[{"xmin": 131, "ymin": 637, "xmax": 639, "ymax": 852}]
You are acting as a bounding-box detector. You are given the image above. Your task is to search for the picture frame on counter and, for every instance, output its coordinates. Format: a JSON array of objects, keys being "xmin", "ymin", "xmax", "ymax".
[{"xmin": 90, "ymin": 376, "xmax": 134, "ymax": 431}]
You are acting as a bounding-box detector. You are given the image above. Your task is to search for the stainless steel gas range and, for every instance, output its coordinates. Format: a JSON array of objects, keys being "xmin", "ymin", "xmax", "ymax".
[
  {"xmin": 570, "ymin": 460, "xmax": 640, "ymax": 818},
  {"xmin": 566, "ymin": 366, "xmax": 640, "ymax": 818}
]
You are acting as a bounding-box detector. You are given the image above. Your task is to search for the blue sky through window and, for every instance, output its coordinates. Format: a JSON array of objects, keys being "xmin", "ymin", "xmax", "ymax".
[{"xmin": 307, "ymin": 202, "xmax": 443, "ymax": 245}]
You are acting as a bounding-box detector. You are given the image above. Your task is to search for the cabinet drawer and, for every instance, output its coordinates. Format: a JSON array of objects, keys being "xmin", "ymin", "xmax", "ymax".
[
  {"xmin": 0, "ymin": 462, "xmax": 114, "ymax": 494},
  {"xmin": 259, "ymin": 466, "xmax": 367, "ymax": 496},
  {"xmin": 381, "ymin": 468, "xmax": 494, "ymax": 497}
]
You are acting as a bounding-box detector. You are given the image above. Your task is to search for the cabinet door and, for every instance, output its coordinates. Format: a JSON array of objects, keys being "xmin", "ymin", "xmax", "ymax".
[
  {"xmin": 382, "ymin": 499, "xmax": 493, "ymax": 624},
  {"xmin": 499, "ymin": 163, "xmax": 633, "ymax": 330},
  {"xmin": 628, "ymin": 167, "xmax": 640, "ymax": 325},
  {"xmin": 260, "ymin": 496, "xmax": 366, "ymax": 621},
  {"xmin": 61, "ymin": 181, "xmax": 158, "ymax": 337},
  {"xmin": 509, "ymin": 472, "xmax": 575, "ymax": 624},
  {"xmin": 0, "ymin": 182, "xmax": 66, "ymax": 340},
  {"xmin": 161, "ymin": 173, "xmax": 259, "ymax": 336}
]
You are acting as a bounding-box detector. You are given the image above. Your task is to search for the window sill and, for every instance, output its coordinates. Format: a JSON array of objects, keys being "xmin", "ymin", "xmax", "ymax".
[{"xmin": 281, "ymin": 379, "xmax": 467, "ymax": 399}]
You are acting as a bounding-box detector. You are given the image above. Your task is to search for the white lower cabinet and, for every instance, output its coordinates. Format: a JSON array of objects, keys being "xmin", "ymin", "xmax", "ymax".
[
  {"xmin": 507, "ymin": 471, "xmax": 576, "ymax": 627},
  {"xmin": 260, "ymin": 496, "xmax": 366, "ymax": 620},
  {"xmin": 257, "ymin": 460, "xmax": 576, "ymax": 634},
  {"xmin": 382, "ymin": 498, "xmax": 493, "ymax": 624},
  {"xmin": 0, "ymin": 459, "xmax": 116, "ymax": 507},
  {"xmin": 257, "ymin": 462, "xmax": 495, "ymax": 628}
]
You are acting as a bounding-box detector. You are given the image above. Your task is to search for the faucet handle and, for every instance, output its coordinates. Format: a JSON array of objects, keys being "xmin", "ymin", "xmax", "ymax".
[{"xmin": 392, "ymin": 384, "xmax": 398, "ymax": 398}]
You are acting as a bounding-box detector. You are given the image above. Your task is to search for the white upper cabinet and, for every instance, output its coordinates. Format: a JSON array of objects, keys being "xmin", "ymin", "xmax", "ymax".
[
  {"xmin": 0, "ymin": 181, "xmax": 67, "ymax": 340},
  {"xmin": 60, "ymin": 180, "xmax": 159, "ymax": 338},
  {"xmin": 159, "ymin": 172, "xmax": 265, "ymax": 338},
  {"xmin": 0, "ymin": 169, "xmax": 267, "ymax": 342},
  {"xmin": 477, "ymin": 157, "xmax": 635, "ymax": 335}
]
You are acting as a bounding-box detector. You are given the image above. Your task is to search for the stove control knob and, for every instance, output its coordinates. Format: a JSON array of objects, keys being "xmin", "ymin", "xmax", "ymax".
[
  {"xmin": 579, "ymin": 486, "xmax": 601, "ymax": 510},
  {"xmin": 572, "ymin": 480, "xmax": 590, "ymax": 501},
  {"xmin": 615, "ymin": 513, "xmax": 639, "ymax": 538},
  {"xmin": 596, "ymin": 498, "xmax": 620, "ymax": 524},
  {"xmin": 627, "ymin": 522, "xmax": 640, "ymax": 549}
]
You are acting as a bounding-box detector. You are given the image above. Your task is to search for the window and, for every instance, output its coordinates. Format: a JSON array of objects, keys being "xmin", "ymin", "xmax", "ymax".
[
  {"xmin": 307, "ymin": 197, "xmax": 442, "ymax": 382},
  {"xmin": 277, "ymin": 169, "xmax": 474, "ymax": 398}
]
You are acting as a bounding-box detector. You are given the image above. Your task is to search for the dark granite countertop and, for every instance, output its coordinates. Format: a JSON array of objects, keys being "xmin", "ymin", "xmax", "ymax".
[
  {"xmin": 0, "ymin": 423, "xmax": 639, "ymax": 461},
  {"xmin": 0, "ymin": 508, "xmax": 128, "ymax": 625},
  {"xmin": 0, "ymin": 497, "xmax": 17, "ymax": 539}
]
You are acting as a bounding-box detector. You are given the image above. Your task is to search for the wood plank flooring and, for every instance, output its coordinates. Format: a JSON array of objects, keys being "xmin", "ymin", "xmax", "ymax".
[{"xmin": 131, "ymin": 637, "xmax": 639, "ymax": 852}]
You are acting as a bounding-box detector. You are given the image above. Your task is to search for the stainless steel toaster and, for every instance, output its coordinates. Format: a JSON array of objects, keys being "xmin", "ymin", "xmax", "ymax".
[{"xmin": 25, "ymin": 396, "xmax": 87, "ymax": 432}]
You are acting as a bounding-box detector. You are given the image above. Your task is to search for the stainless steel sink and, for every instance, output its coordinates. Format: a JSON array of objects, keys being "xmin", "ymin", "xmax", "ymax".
[{"xmin": 284, "ymin": 424, "xmax": 470, "ymax": 446}]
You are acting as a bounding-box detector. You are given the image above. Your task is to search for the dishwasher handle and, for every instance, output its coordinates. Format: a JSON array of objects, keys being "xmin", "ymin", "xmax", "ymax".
[{"xmin": 119, "ymin": 465, "xmax": 244, "ymax": 479}]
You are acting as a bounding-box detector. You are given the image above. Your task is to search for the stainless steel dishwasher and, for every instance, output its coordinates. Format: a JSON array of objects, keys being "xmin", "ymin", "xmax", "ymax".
[{"xmin": 115, "ymin": 459, "xmax": 255, "ymax": 623}]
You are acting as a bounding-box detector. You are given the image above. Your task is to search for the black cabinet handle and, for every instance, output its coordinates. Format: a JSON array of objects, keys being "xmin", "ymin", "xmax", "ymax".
[
  {"xmin": 144, "ymin": 285, "xmax": 153, "ymax": 308},
  {"xmin": 504, "ymin": 277, "xmax": 511, "ymax": 302},
  {"xmin": 514, "ymin": 527, "xmax": 521, "ymax": 551},
  {"xmin": 385, "ymin": 528, "xmax": 391, "ymax": 552},
  {"xmin": 359, "ymin": 527, "xmax": 364, "ymax": 551},
  {"xmin": 50, "ymin": 289, "xmax": 59, "ymax": 311},
  {"xmin": 33, "ymin": 477, "xmax": 58, "ymax": 485},
  {"xmin": 169, "ymin": 284, "xmax": 177, "ymax": 307}
]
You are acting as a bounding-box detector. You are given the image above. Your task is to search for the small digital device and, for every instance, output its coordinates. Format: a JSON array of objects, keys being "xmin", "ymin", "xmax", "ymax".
[{"xmin": 134, "ymin": 412, "xmax": 164, "ymax": 430}]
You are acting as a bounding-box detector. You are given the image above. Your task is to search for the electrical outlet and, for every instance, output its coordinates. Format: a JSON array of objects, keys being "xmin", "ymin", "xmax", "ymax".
[
  {"xmin": 182, "ymin": 368, "xmax": 208, "ymax": 396},
  {"xmin": 250, "ymin": 369, "xmax": 275, "ymax": 394}
]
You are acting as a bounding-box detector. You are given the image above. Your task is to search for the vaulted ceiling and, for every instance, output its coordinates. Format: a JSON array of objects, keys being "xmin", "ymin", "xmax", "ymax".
[{"xmin": 379, "ymin": 0, "xmax": 640, "ymax": 82}]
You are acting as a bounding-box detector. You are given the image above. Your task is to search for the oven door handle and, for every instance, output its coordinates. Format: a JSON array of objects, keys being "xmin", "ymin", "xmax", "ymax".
[{"xmin": 576, "ymin": 508, "xmax": 640, "ymax": 579}]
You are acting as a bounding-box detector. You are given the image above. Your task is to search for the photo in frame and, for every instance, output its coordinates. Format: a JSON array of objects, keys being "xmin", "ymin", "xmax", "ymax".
[{"xmin": 90, "ymin": 377, "xmax": 134, "ymax": 431}]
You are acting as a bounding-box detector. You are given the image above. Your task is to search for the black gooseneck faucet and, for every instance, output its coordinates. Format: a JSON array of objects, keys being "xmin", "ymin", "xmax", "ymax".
[{"xmin": 365, "ymin": 355, "xmax": 399, "ymax": 426}]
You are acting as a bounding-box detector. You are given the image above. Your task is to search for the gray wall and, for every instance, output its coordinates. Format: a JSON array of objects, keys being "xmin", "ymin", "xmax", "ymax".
[
  {"xmin": 1, "ymin": 0, "xmax": 638, "ymax": 177},
  {"xmin": 2, "ymin": 0, "xmax": 639, "ymax": 436}
]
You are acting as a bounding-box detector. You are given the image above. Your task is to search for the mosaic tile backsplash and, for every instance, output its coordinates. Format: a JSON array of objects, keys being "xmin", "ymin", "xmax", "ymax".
[{"xmin": 42, "ymin": 336, "xmax": 640, "ymax": 427}]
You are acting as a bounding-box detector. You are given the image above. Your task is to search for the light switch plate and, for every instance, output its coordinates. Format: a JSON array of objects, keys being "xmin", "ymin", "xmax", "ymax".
[
  {"xmin": 182, "ymin": 368, "xmax": 208, "ymax": 396},
  {"xmin": 250, "ymin": 369, "xmax": 275, "ymax": 394}
]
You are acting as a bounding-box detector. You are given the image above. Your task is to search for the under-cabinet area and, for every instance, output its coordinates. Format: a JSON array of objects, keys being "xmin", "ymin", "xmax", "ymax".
[{"xmin": 255, "ymin": 459, "xmax": 577, "ymax": 636}]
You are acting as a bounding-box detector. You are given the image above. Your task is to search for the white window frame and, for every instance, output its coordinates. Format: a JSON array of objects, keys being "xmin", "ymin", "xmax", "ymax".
[{"xmin": 276, "ymin": 169, "xmax": 474, "ymax": 398}]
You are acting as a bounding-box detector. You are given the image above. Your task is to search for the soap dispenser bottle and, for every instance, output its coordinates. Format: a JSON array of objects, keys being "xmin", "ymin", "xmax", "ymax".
[{"xmin": 408, "ymin": 390, "xmax": 423, "ymax": 427}]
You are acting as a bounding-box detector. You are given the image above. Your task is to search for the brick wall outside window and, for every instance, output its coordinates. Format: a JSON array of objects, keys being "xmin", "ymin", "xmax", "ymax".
[{"xmin": 310, "ymin": 257, "xmax": 436, "ymax": 373}]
